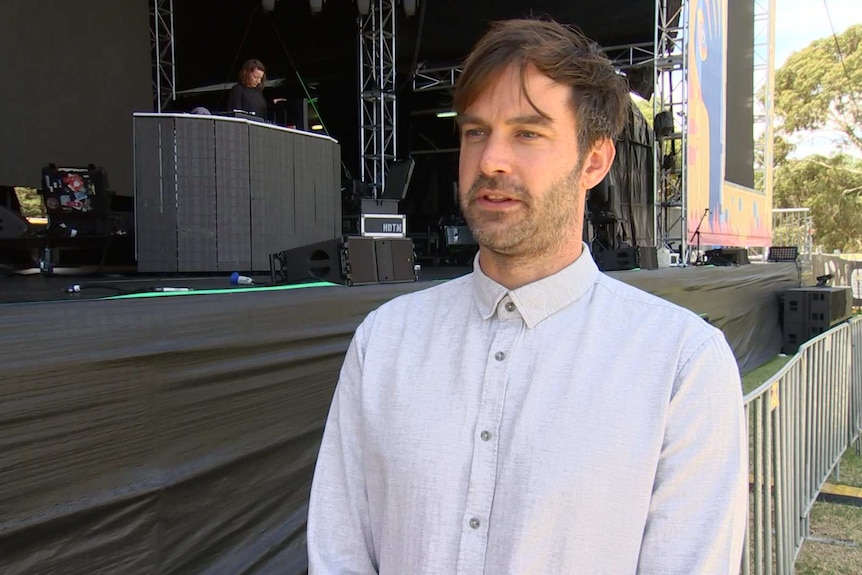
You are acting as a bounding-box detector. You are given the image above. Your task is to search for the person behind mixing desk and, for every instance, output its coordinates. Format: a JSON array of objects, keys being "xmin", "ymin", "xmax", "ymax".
[{"xmin": 227, "ymin": 59, "xmax": 268, "ymax": 119}]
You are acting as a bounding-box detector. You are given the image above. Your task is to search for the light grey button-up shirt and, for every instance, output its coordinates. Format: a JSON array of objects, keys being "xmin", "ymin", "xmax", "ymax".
[{"xmin": 308, "ymin": 251, "xmax": 747, "ymax": 574}]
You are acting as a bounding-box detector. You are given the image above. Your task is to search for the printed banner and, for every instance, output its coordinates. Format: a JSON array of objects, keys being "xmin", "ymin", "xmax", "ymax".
[{"xmin": 687, "ymin": 0, "xmax": 771, "ymax": 247}]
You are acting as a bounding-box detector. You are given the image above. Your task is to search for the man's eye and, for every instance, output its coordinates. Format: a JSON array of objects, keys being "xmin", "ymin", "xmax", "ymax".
[
  {"xmin": 518, "ymin": 131, "xmax": 540, "ymax": 139},
  {"xmin": 463, "ymin": 128, "xmax": 485, "ymax": 138}
]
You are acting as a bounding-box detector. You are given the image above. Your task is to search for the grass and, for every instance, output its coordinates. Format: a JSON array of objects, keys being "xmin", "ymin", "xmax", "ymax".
[
  {"xmin": 744, "ymin": 355, "xmax": 862, "ymax": 574},
  {"xmin": 795, "ymin": 500, "xmax": 862, "ymax": 575},
  {"xmin": 835, "ymin": 447, "xmax": 862, "ymax": 488},
  {"xmin": 742, "ymin": 354, "xmax": 793, "ymax": 395}
]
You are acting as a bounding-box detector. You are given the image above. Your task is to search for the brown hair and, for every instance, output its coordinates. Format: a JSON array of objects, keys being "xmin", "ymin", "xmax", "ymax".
[
  {"xmin": 239, "ymin": 59, "xmax": 267, "ymax": 90},
  {"xmin": 453, "ymin": 19, "xmax": 629, "ymax": 154}
]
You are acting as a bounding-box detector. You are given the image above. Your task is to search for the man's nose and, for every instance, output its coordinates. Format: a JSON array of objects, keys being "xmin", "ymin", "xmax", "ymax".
[{"xmin": 478, "ymin": 134, "xmax": 514, "ymax": 176}]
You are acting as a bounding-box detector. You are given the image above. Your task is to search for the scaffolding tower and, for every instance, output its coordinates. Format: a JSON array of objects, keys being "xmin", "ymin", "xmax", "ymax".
[
  {"xmin": 358, "ymin": 0, "xmax": 398, "ymax": 196},
  {"xmin": 149, "ymin": 0, "xmax": 176, "ymax": 113},
  {"xmin": 753, "ymin": 0, "xmax": 776, "ymax": 203},
  {"xmin": 653, "ymin": 0, "xmax": 689, "ymax": 260}
]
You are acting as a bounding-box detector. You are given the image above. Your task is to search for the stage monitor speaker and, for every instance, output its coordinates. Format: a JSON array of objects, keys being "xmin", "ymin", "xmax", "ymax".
[
  {"xmin": 269, "ymin": 237, "xmax": 346, "ymax": 285},
  {"xmin": 637, "ymin": 246, "xmax": 658, "ymax": 270},
  {"xmin": 705, "ymin": 248, "xmax": 749, "ymax": 266},
  {"xmin": 594, "ymin": 245, "xmax": 637, "ymax": 272},
  {"xmin": 269, "ymin": 236, "xmax": 415, "ymax": 286}
]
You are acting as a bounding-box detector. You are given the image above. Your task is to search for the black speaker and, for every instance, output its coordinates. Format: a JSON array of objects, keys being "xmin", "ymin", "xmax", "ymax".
[
  {"xmin": 705, "ymin": 248, "xmax": 749, "ymax": 266},
  {"xmin": 654, "ymin": 110, "xmax": 674, "ymax": 138},
  {"xmin": 269, "ymin": 237, "xmax": 346, "ymax": 285},
  {"xmin": 637, "ymin": 246, "xmax": 658, "ymax": 270},
  {"xmin": 781, "ymin": 287, "xmax": 852, "ymax": 353},
  {"xmin": 374, "ymin": 238, "xmax": 416, "ymax": 282},
  {"xmin": 269, "ymin": 236, "xmax": 415, "ymax": 286},
  {"xmin": 594, "ymin": 245, "xmax": 637, "ymax": 271}
]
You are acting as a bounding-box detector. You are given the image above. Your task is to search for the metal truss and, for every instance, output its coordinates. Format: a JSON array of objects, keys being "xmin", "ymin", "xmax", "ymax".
[
  {"xmin": 754, "ymin": 0, "xmax": 776, "ymax": 206},
  {"xmin": 412, "ymin": 63, "xmax": 462, "ymax": 92},
  {"xmin": 149, "ymin": 0, "xmax": 176, "ymax": 113},
  {"xmin": 654, "ymin": 0, "xmax": 689, "ymax": 259},
  {"xmin": 604, "ymin": 42, "xmax": 655, "ymax": 71},
  {"xmin": 358, "ymin": 0, "xmax": 397, "ymax": 196}
]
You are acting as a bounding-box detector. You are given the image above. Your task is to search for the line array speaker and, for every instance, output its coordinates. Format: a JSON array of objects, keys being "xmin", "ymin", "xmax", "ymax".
[{"xmin": 269, "ymin": 236, "xmax": 415, "ymax": 286}]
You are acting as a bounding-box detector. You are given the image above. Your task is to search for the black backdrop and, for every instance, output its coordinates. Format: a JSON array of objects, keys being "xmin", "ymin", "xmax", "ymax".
[{"xmin": 0, "ymin": 262, "xmax": 797, "ymax": 574}]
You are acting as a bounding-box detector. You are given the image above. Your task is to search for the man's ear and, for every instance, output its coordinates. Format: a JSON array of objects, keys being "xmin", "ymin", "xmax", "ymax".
[{"xmin": 580, "ymin": 138, "xmax": 616, "ymax": 191}]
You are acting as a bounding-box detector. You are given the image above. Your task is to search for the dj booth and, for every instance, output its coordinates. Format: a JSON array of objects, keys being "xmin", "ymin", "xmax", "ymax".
[{"xmin": 133, "ymin": 113, "xmax": 341, "ymax": 273}]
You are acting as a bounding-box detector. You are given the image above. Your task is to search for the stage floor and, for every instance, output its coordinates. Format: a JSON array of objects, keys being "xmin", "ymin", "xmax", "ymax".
[
  {"xmin": 0, "ymin": 261, "xmax": 799, "ymax": 372},
  {"xmin": 0, "ymin": 264, "xmax": 470, "ymax": 304}
]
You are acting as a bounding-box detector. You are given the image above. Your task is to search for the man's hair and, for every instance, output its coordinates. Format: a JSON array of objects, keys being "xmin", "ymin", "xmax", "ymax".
[
  {"xmin": 239, "ymin": 59, "xmax": 267, "ymax": 90},
  {"xmin": 453, "ymin": 19, "xmax": 629, "ymax": 153}
]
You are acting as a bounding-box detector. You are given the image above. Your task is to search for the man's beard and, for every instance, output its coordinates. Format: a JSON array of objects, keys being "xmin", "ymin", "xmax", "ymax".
[{"xmin": 459, "ymin": 164, "xmax": 583, "ymax": 257}]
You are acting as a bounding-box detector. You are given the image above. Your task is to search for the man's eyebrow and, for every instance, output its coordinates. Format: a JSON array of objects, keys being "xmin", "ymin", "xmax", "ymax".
[
  {"xmin": 456, "ymin": 114, "xmax": 482, "ymax": 127},
  {"xmin": 506, "ymin": 114, "xmax": 553, "ymax": 127},
  {"xmin": 456, "ymin": 113, "xmax": 553, "ymax": 127}
]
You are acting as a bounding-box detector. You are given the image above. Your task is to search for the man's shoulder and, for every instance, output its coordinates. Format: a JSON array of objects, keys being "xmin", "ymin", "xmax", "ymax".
[
  {"xmin": 592, "ymin": 272, "xmax": 718, "ymax": 338},
  {"xmin": 590, "ymin": 273, "xmax": 736, "ymax": 378}
]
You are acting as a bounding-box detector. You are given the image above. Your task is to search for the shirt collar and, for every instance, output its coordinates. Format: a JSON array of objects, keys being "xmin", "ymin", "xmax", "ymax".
[{"xmin": 471, "ymin": 244, "xmax": 600, "ymax": 329}]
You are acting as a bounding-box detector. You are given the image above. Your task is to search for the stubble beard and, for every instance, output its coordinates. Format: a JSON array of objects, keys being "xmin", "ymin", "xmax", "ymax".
[{"xmin": 460, "ymin": 164, "xmax": 583, "ymax": 258}]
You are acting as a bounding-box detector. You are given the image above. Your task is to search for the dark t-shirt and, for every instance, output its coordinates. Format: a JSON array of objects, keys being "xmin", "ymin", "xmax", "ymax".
[{"xmin": 227, "ymin": 84, "xmax": 267, "ymax": 119}]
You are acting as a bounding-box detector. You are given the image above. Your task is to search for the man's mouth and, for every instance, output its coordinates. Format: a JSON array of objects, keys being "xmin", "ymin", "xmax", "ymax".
[{"xmin": 480, "ymin": 193, "xmax": 518, "ymax": 203}]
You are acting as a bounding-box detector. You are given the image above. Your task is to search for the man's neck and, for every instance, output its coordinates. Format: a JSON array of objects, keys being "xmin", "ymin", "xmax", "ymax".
[{"xmin": 477, "ymin": 241, "xmax": 584, "ymax": 290}]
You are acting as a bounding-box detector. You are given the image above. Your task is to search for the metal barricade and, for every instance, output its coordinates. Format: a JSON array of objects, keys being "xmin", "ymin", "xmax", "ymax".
[{"xmin": 741, "ymin": 316, "xmax": 861, "ymax": 574}]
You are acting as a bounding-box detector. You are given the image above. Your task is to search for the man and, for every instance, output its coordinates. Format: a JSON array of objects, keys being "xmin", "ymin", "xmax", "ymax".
[{"xmin": 308, "ymin": 18, "xmax": 747, "ymax": 574}]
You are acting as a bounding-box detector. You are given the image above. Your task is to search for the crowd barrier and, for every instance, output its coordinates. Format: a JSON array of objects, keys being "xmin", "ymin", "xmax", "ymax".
[{"xmin": 742, "ymin": 315, "xmax": 861, "ymax": 574}]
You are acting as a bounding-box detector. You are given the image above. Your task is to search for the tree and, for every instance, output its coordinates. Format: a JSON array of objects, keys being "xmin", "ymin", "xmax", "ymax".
[
  {"xmin": 773, "ymin": 154, "xmax": 862, "ymax": 252},
  {"xmin": 630, "ymin": 94, "xmax": 654, "ymax": 129},
  {"xmin": 774, "ymin": 24, "xmax": 862, "ymax": 154}
]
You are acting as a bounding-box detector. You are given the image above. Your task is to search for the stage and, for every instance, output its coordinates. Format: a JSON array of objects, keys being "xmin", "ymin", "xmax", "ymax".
[{"xmin": 0, "ymin": 261, "xmax": 797, "ymax": 574}]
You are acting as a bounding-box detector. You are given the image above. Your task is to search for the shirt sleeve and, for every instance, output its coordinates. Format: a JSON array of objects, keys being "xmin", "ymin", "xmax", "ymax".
[
  {"xmin": 307, "ymin": 321, "xmax": 378, "ymax": 575},
  {"xmin": 637, "ymin": 331, "xmax": 748, "ymax": 574},
  {"xmin": 227, "ymin": 84, "xmax": 242, "ymax": 112}
]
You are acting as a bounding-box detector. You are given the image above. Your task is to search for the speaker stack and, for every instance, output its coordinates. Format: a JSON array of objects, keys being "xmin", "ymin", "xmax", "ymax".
[
  {"xmin": 781, "ymin": 286, "xmax": 853, "ymax": 353},
  {"xmin": 269, "ymin": 236, "xmax": 416, "ymax": 286}
]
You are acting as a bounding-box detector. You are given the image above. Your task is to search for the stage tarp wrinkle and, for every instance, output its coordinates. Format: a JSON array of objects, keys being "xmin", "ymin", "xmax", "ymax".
[{"xmin": 0, "ymin": 264, "xmax": 797, "ymax": 573}]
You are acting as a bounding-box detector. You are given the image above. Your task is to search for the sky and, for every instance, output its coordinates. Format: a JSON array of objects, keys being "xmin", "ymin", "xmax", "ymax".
[{"xmin": 774, "ymin": 0, "xmax": 862, "ymax": 157}]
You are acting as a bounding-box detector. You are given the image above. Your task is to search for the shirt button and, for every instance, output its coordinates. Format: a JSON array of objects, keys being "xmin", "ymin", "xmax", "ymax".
[
  {"xmin": 480, "ymin": 430, "xmax": 492, "ymax": 441},
  {"xmin": 469, "ymin": 517, "xmax": 481, "ymax": 529},
  {"xmin": 494, "ymin": 351, "xmax": 505, "ymax": 361},
  {"xmin": 505, "ymin": 301, "xmax": 516, "ymax": 312}
]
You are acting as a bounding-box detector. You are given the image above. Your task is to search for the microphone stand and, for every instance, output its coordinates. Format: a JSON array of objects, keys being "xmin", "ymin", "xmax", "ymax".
[{"xmin": 689, "ymin": 208, "xmax": 710, "ymax": 266}]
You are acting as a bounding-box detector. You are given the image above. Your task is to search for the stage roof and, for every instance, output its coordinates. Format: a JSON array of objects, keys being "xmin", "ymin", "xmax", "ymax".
[{"xmin": 173, "ymin": 0, "xmax": 668, "ymax": 92}]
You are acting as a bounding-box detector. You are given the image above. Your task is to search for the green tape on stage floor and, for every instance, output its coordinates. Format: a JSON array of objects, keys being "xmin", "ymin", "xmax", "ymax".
[{"xmin": 103, "ymin": 281, "xmax": 342, "ymax": 300}]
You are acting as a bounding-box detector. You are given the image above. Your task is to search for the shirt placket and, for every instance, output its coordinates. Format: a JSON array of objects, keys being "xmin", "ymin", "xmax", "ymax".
[{"xmin": 455, "ymin": 298, "xmax": 523, "ymax": 574}]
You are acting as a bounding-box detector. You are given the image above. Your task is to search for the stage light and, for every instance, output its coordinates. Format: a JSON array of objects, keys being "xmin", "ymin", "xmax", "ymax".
[
  {"xmin": 403, "ymin": 0, "xmax": 417, "ymax": 17},
  {"xmin": 436, "ymin": 110, "xmax": 457, "ymax": 118},
  {"xmin": 309, "ymin": 0, "xmax": 324, "ymax": 13},
  {"xmin": 261, "ymin": 0, "xmax": 277, "ymax": 11},
  {"xmin": 311, "ymin": 124, "xmax": 324, "ymax": 131},
  {"xmin": 357, "ymin": 0, "xmax": 371, "ymax": 15}
]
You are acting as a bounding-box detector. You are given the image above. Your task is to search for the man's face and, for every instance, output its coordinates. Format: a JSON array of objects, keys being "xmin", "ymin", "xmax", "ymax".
[
  {"xmin": 457, "ymin": 63, "xmax": 585, "ymax": 259},
  {"xmin": 248, "ymin": 69, "xmax": 265, "ymax": 88}
]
